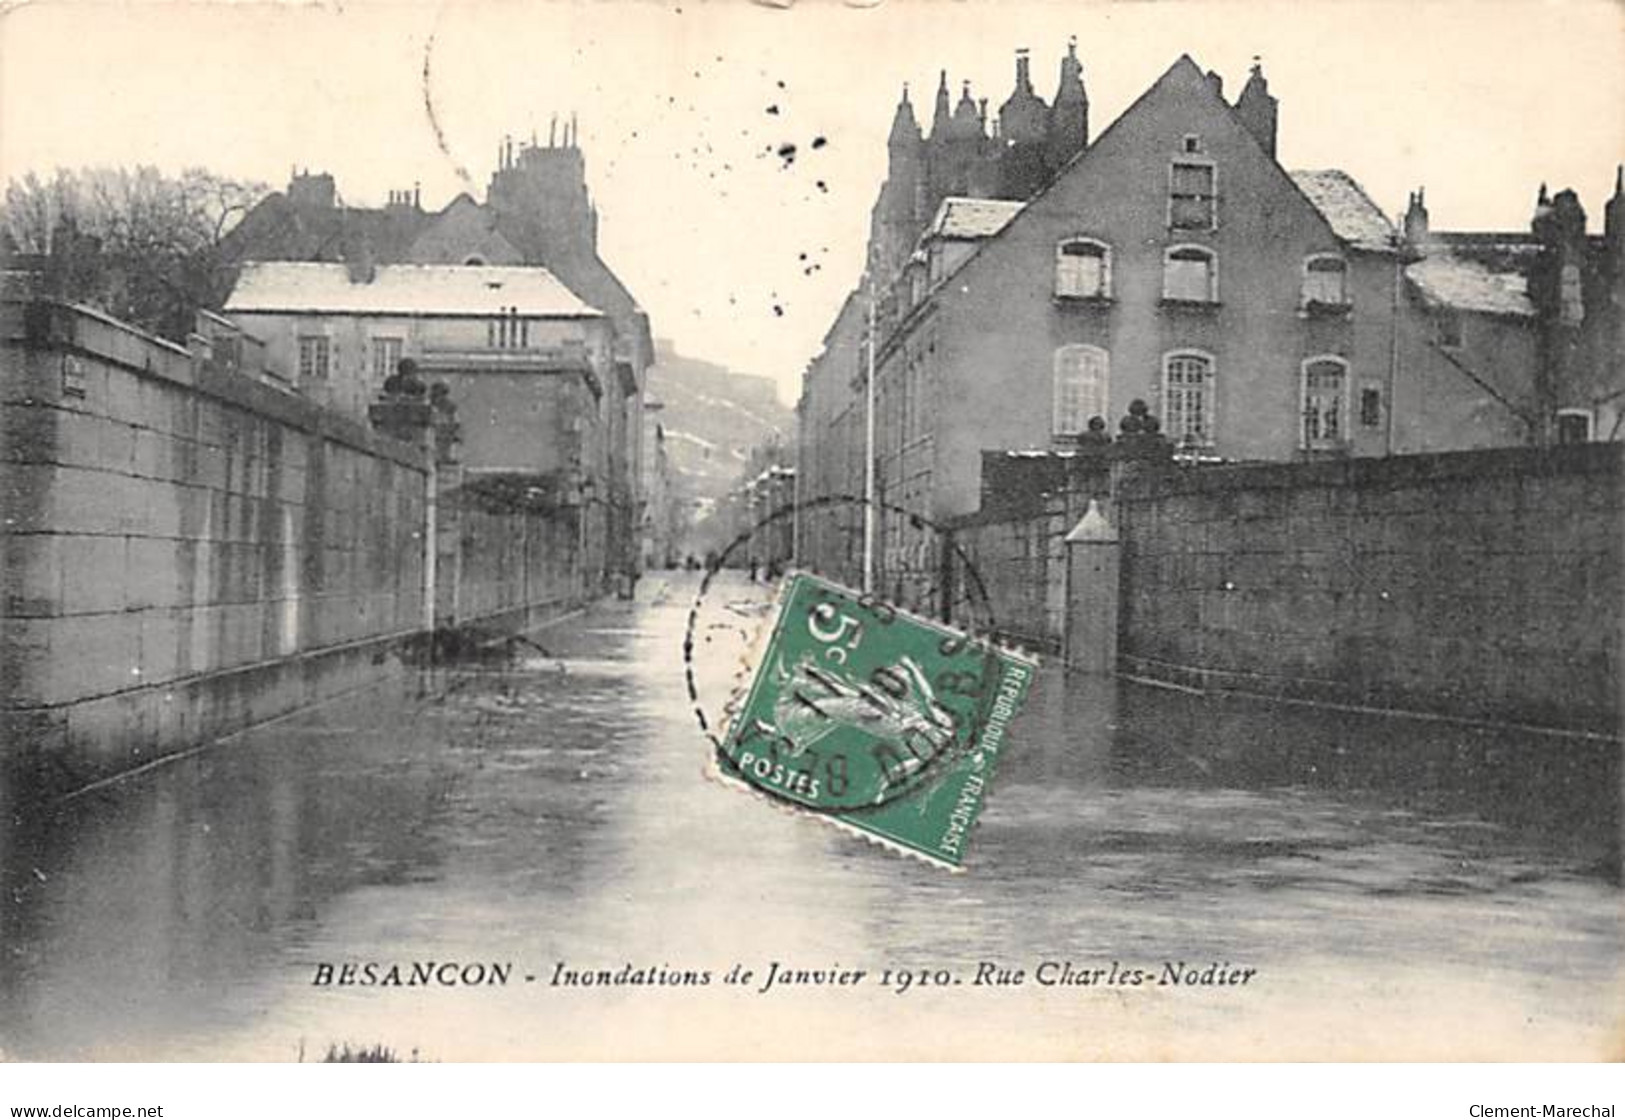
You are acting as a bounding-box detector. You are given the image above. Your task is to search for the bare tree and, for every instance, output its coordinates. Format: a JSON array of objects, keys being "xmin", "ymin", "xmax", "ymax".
[{"xmin": 2, "ymin": 166, "xmax": 267, "ymax": 340}]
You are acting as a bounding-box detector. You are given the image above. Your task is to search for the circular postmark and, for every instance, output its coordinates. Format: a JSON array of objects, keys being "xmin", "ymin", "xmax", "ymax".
[{"xmin": 682, "ymin": 493, "xmax": 1013, "ymax": 815}]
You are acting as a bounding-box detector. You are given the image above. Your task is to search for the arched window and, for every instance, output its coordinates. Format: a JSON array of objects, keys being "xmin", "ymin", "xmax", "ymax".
[
  {"xmin": 1162, "ymin": 350, "xmax": 1216, "ymax": 447},
  {"xmin": 1055, "ymin": 238, "xmax": 1111, "ymax": 299},
  {"xmin": 1302, "ymin": 255, "xmax": 1348, "ymax": 308},
  {"xmin": 1163, "ymin": 245, "xmax": 1217, "ymax": 303},
  {"xmin": 464, "ymin": 254, "xmax": 488, "ymax": 266},
  {"xmin": 1301, "ymin": 356, "xmax": 1349, "ymax": 450},
  {"xmin": 1053, "ymin": 345, "xmax": 1110, "ymax": 436}
]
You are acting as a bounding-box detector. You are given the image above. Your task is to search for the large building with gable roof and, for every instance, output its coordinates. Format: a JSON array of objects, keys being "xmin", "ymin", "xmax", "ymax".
[
  {"xmin": 220, "ymin": 122, "xmax": 654, "ymax": 586},
  {"xmin": 796, "ymin": 51, "xmax": 1624, "ymax": 592}
]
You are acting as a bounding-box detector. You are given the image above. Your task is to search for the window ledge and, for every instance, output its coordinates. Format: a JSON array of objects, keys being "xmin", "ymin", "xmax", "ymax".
[
  {"xmin": 1158, "ymin": 297, "xmax": 1222, "ymax": 312},
  {"xmin": 1300, "ymin": 300, "xmax": 1354, "ymax": 318},
  {"xmin": 1053, "ymin": 293, "xmax": 1116, "ymax": 308}
]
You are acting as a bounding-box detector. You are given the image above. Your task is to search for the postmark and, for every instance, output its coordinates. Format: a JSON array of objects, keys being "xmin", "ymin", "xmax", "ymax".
[
  {"xmin": 713, "ymin": 571, "xmax": 1037, "ymax": 870},
  {"xmin": 680, "ymin": 492, "xmax": 1007, "ymax": 750}
]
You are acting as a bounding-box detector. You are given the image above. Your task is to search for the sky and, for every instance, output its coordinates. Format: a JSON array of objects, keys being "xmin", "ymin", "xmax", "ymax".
[{"xmin": 2, "ymin": 0, "xmax": 1622, "ymax": 406}]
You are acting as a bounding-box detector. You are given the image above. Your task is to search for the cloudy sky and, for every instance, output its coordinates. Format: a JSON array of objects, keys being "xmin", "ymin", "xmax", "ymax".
[{"xmin": 3, "ymin": 1, "xmax": 1621, "ymax": 404}]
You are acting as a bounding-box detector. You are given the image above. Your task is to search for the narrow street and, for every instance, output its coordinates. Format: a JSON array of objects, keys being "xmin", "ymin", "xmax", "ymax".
[{"xmin": 2, "ymin": 571, "xmax": 1618, "ymax": 1061}]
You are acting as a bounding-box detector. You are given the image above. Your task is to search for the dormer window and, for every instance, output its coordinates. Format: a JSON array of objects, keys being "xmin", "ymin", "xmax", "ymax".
[
  {"xmin": 1163, "ymin": 245, "xmax": 1218, "ymax": 303},
  {"xmin": 1182, "ymin": 135, "xmax": 1202, "ymax": 154},
  {"xmin": 1169, "ymin": 160, "xmax": 1217, "ymax": 230},
  {"xmin": 1055, "ymin": 238, "xmax": 1112, "ymax": 300},
  {"xmin": 1302, "ymin": 255, "xmax": 1350, "ymax": 311}
]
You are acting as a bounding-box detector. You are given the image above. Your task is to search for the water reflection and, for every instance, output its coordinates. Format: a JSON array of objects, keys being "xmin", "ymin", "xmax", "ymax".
[{"xmin": 0, "ymin": 572, "xmax": 1618, "ymax": 1061}]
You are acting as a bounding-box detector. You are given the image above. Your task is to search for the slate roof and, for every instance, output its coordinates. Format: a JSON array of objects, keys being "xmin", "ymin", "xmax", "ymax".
[
  {"xmin": 221, "ymin": 196, "xmax": 433, "ymax": 264},
  {"xmin": 225, "ymin": 262, "xmax": 602, "ymax": 318},
  {"xmin": 927, "ymin": 197, "xmax": 1024, "ymax": 240},
  {"xmin": 1289, "ymin": 170, "xmax": 1399, "ymax": 252},
  {"xmin": 1405, "ymin": 252, "xmax": 1535, "ymax": 319}
]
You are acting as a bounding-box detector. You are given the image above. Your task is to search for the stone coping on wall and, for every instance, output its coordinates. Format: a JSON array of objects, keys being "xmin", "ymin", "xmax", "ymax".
[
  {"xmin": 2, "ymin": 298, "xmax": 430, "ymax": 472},
  {"xmin": 1114, "ymin": 441, "xmax": 1623, "ymax": 500}
]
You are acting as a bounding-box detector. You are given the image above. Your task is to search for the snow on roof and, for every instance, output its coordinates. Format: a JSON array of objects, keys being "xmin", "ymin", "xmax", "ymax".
[
  {"xmin": 225, "ymin": 261, "xmax": 602, "ymax": 318},
  {"xmin": 1406, "ymin": 253, "xmax": 1535, "ymax": 318},
  {"xmin": 1289, "ymin": 170, "xmax": 1398, "ymax": 252},
  {"xmin": 928, "ymin": 197, "xmax": 1024, "ymax": 240}
]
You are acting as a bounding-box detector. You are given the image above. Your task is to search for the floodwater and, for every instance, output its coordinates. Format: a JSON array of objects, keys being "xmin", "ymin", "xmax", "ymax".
[{"xmin": 1, "ymin": 572, "xmax": 1619, "ymax": 1061}]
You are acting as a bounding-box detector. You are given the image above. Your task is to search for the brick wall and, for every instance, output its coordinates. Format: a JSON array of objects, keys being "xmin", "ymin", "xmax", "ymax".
[
  {"xmin": 1116, "ymin": 445, "xmax": 1621, "ymax": 733},
  {"xmin": 1, "ymin": 300, "xmax": 430, "ymax": 792}
]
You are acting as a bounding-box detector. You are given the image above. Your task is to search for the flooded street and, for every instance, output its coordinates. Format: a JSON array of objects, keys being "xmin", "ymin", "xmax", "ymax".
[{"xmin": 2, "ymin": 571, "xmax": 1619, "ymax": 1061}]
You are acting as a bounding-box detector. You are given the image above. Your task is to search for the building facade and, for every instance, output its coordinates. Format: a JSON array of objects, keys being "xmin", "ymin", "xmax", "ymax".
[
  {"xmin": 224, "ymin": 261, "xmax": 631, "ymax": 599},
  {"xmin": 797, "ymin": 50, "xmax": 1625, "ymax": 597},
  {"xmin": 220, "ymin": 124, "xmax": 653, "ymax": 578}
]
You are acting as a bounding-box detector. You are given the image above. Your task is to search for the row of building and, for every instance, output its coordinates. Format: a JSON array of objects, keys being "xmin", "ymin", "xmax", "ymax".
[
  {"xmin": 200, "ymin": 127, "xmax": 660, "ymax": 600},
  {"xmin": 795, "ymin": 49, "xmax": 1624, "ymax": 593}
]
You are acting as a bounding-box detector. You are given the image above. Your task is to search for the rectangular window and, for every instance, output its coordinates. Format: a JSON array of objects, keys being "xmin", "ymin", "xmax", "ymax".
[
  {"xmin": 298, "ymin": 336, "xmax": 329, "ymax": 380},
  {"xmin": 1056, "ymin": 240, "xmax": 1110, "ymax": 299},
  {"xmin": 1053, "ymin": 346, "xmax": 1110, "ymax": 436},
  {"xmin": 1164, "ymin": 353, "xmax": 1215, "ymax": 447},
  {"xmin": 372, "ymin": 336, "xmax": 403, "ymax": 382},
  {"xmin": 1302, "ymin": 359, "xmax": 1348, "ymax": 449},
  {"xmin": 1359, "ymin": 387, "xmax": 1382, "ymax": 429},
  {"xmin": 1164, "ymin": 248, "xmax": 1216, "ymax": 303},
  {"xmin": 1303, "ymin": 257, "xmax": 1348, "ymax": 307},
  {"xmin": 1170, "ymin": 161, "xmax": 1216, "ymax": 230}
]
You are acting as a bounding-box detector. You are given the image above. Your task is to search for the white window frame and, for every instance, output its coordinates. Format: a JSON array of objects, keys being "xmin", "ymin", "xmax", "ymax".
[
  {"xmin": 1301, "ymin": 254, "xmax": 1350, "ymax": 308},
  {"xmin": 1161, "ymin": 349, "xmax": 1217, "ymax": 448},
  {"xmin": 372, "ymin": 335, "xmax": 403, "ymax": 382},
  {"xmin": 1052, "ymin": 344, "xmax": 1110, "ymax": 436},
  {"xmin": 297, "ymin": 334, "xmax": 330, "ymax": 380},
  {"xmin": 1055, "ymin": 237, "xmax": 1113, "ymax": 300},
  {"xmin": 1556, "ymin": 407, "xmax": 1594, "ymax": 443},
  {"xmin": 1300, "ymin": 355, "xmax": 1351, "ymax": 451},
  {"xmin": 1163, "ymin": 244, "xmax": 1218, "ymax": 303},
  {"xmin": 1167, "ymin": 158, "xmax": 1218, "ymax": 231}
]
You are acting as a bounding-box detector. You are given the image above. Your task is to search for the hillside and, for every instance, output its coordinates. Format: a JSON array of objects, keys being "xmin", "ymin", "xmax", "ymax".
[{"xmin": 645, "ymin": 338, "xmax": 792, "ymax": 504}]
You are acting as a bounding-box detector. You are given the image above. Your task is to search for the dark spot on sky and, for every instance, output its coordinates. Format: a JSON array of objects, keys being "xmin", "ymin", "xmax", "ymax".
[
  {"xmin": 815, "ymin": 180, "xmax": 828, "ymax": 192},
  {"xmin": 777, "ymin": 80, "xmax": 786, "ymax": 89},
  {"xmin": 811, "ymin": 136, "xmax": 827, "ymax": 149},
  {"xmin": 766, "ymin": 105, "xmax": 780, "ymax": 115},
  {"xmin": 798, "ymin": 252, "xmax": 807, "ymax": 260},
  {"xmin": 776, "ymin": 143, "xmax": 797, "ymax": 166},
  {"xmin": 772, "ymin": 304, "xmax": 785, "ymax": 317}
]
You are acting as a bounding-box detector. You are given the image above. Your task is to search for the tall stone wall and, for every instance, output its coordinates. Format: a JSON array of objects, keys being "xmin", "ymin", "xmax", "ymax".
[
  {"xmin": 1, "ymin": 300, "xmax": 430, "ymax": 792},
  {"xmin": 438, "ymin": 498, "xmax": 581, "ymax": 632},
  {"xmin": 1115, "ymin": 445, "xmax": 1621, "ymax": 733},
  {"xmin": 948, "ymin": 444, "xmax": 1620, "ymax": 733}
]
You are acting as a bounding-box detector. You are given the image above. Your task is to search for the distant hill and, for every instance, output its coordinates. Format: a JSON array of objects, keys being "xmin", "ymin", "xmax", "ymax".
[{"xmin": 645, "ymin": 339, "xmax": 791, "ymax": 504}]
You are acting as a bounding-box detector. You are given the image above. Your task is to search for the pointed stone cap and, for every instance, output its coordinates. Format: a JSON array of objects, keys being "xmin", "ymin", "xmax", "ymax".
[{"xmin": 1065, "ymin": 498, "xmax": 1117, "ymax": 544}]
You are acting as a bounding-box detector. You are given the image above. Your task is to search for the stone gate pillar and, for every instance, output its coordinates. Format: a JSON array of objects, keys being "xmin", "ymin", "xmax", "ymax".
[{"xmin": 1064, "ymin": 498, "xmax": 1120, "ymax": 673}]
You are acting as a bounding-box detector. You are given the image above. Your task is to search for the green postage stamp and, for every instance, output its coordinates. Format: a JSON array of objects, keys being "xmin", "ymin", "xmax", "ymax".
[{"xmin": 717, "ymin": 572, "xmax": 1037, "ymax": 869}]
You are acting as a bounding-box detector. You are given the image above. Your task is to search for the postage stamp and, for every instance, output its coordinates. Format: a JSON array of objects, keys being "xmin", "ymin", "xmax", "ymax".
[{"xmin": 714, "ymin": 571, "xmax": 1038, "ymax": 870}]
